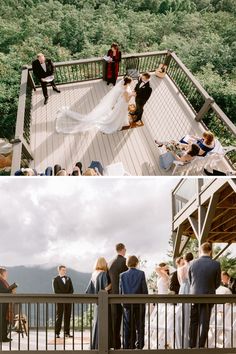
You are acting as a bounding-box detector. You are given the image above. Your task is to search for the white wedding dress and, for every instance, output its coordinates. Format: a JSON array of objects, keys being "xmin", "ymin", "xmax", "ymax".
[
  {"xmin": 56, "ymin": 80, "xmax": 131, "ymax": 134},
  {"xmin": 150, "ymin": 276, "xmax": 173, "ymax": 349}
]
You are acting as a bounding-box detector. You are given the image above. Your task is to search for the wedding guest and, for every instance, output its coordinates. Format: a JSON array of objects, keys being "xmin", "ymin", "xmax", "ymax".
[
  {"xmin": 52, "ymin": 265, "xmax": 74, "ymax": 338},
  {"xmin": 159, "ymin": 143, "xmax": 200, "ymax": 171},
  {"xmin": 71, "ymin": 166, "xmax": 81, "ymax": 176},
  {"xmin": 179, "ymin": 131, "xmax": 215, "ymax": 157},
  {"xmin": 56, "ymin": 169, "xmax": 68, "ymax": 176},
  {"xmin": 120, "ymin": 256, "xmax": 148, "ymax": 349},
  {"xmin": 86, "ymin": 257, "xmax": 111, "ymax": 349},
  {"xmin": 176, "ymin": 252, "xmax": 194, "ymax": 348},
  {"xmin": 156, "ymin": 131, "xmax": 215, "ymax": 157},
  {"xmin": 221, "ymin": 271, "xmax": 236, "ymax": 293},
  {"xmin": 105, "ymin": 43, "xmax": 121, "ymax": 86},
  {"xmin": 130, "ymin": 73, "xmax": 152, "ymax": 122},
  {"xmin": 189, "ymin": 243, "xmax": 221, "ymax": 348},
  {"xmin": 0, "ymin": 267, "xmax": 16, "ymax": 343},
  {"xmin": 54, "ymin": 164, "xmax": 62, "ymax": 176},
  {"xmin": 32, "ymin": 53, "xmax": 60, "ymax": 105},
  {"xmin": 109, "ymin": 243, "xmax": 128, "ymax": 349},
  {"xmin": 83, "ymin": 168, "xmax": 101, "ymax": 176}
]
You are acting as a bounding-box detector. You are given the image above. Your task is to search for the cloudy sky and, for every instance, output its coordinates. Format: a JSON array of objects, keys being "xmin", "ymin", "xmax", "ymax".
[{"xmin": 0, "ymin": 177, "xmax": 182, "ymax": 275}]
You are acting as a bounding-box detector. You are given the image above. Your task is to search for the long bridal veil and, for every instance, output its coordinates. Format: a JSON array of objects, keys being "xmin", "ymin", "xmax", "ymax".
[{"xmin": 56, "ymin": 79, "xmax": 125, "ymax": 134}]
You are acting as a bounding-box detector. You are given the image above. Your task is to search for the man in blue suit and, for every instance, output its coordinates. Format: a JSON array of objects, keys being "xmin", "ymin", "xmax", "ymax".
[
  {"xmin": 120, "ymin": 256, "xmax": 148, "ymax": 349},
  {"xmin": 188, "ymin": 242, "xmax": 221, "ymax": 348}
]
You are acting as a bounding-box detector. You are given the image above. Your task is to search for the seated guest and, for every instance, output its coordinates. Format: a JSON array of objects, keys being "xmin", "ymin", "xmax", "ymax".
[
  {"xmin": 71, "ymin": 166, "xmax": 81, "ymax": 176},
  {"xmin": 159, "ymin": 143, "xmax": 200, "ymax": 170},
  {"xmin": 56, "ymin": 169, "xmax": 67, "ymax": 176},
  {"xmin": 120, "ymin": 256, "xmax": 148, "ymax": 349},
  {"xmin": 156, "ymin": 131, "xmax": 215, "ymax": 157},
  {"xmin": 0, "ymin": 267, "xmax": 17, "ymax": 342},
  {"xmin": 179, "ymin": 131, "xmax": 215, "ymax": 156},
  {"xmin": 54, "ymin": 164, "xmax": 62, "ymax": 176},
  {"xmin": 75, "ymin": 162, "xmax": 83, "ymax": 175},
  {"xmin": 32, "ymin": 53, "xmax": 60, "ymax": 105},
  {"xmin": 83, "ymin": 168, "xmax": 101, "ymax": 176}
]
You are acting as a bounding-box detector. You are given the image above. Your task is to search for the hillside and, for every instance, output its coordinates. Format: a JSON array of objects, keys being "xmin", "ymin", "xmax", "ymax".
[{"xmin": 7, "ymin": 265, "xmax": 90, "ymax": 294}]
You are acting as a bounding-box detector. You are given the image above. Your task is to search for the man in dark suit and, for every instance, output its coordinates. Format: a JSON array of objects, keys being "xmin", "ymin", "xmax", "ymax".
[
  {"xmin": 52, "ymin": 265, "xmax": 74, "ymax": 338},
  {"xmin": 130, "ymin": 72, "xmax": 152, "ymax": 122},
  {"xmin": 188, "ymin": 242, "xmax": 221, "ymax": 348},
  {"xmin": 120, "ymin": 256, "xmax": 148, "ymax": 349},
  {"xmin": 108, "ymin": 243, "xmax": 128, "ymax": 349},
  {"xmin": 32, "ymin": 53, "xmax": 60, "ymax": 105},
  {"xmin": 0, "ymin": 267, "xmax": 16, "ymax": 342}
]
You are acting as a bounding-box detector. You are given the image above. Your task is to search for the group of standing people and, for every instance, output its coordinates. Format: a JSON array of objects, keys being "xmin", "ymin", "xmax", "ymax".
[{"xmin": 153, "ymin": 242, "xmax": 235, "ymax": 349}]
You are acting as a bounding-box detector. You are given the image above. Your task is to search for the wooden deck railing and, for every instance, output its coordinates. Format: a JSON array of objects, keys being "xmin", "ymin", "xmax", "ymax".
[
  {"xmin": 0, "ymin": 291, "xmax": 235, "ymax": 353},
  {"xmin": 11, "ymin": 50, "xmax": 236, "ymax": 174}
]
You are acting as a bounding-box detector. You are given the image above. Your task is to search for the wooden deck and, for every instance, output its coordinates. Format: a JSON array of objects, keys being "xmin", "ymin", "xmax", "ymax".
[{"xmin": 30, "ymin": 74, "xmax": 228, "ymax": 176}]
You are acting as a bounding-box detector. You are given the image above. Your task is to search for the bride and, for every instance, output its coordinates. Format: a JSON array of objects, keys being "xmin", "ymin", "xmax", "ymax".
[{"xmin": 56, "ymin": 76, "xmax": 134, "ymax": 134}]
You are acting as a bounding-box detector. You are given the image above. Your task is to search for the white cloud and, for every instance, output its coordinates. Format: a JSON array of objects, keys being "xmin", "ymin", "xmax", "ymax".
[{"xmin": 0, "ymin": 177, "xmax": 179, "ymax": 274}]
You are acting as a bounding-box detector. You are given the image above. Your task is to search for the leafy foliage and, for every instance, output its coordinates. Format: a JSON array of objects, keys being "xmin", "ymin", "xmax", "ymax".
[{"xmin": 0, "ymin": 0, "xmax": 235, "ymax": 138}]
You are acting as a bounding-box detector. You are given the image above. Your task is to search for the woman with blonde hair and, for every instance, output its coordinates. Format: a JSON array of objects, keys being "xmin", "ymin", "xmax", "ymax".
[{"xmin": 86, "ymin": 257, "xmax": 111, "ymax": 349}]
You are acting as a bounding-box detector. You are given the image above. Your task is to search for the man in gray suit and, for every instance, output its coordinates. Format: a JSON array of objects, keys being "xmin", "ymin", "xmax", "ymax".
[
  {"xmin": 109, "ymin": 243, "xmax": 128, "ymax": 349},
  {"xmin": 188, "ymin": 242, "xmax": 221, "ymax": 348}
]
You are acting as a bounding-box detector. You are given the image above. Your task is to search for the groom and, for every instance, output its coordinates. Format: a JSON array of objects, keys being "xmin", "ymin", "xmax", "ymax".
[{"xmin": 130, "ymin": 72, "xmax": 152, "ymax": 122}]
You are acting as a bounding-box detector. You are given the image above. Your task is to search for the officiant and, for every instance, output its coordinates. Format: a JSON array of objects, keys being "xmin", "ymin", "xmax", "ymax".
[
  {"xmin": 104, "ymin": 43, "xmax": 121, "ymax": 86},
  {"xmin": 32, "ymin": 53, "xmax": 60, "ymax": 105}
]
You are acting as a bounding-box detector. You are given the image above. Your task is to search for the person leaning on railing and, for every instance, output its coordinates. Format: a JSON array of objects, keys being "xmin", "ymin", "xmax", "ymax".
[{"xmin": 0, "ymin": 267, "xmax": 17, "ymax": 343}]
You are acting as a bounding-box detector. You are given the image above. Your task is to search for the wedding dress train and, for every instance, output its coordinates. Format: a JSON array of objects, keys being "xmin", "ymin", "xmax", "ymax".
[{"xmin": 56, "ymin": 80, "xmax": 131, "ymax": 134}]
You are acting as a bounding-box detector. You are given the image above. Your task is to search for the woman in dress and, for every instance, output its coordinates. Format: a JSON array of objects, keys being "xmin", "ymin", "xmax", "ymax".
[
  {"xmin": 86, "ymin": 257, "xmax": 111, "ymax": 349},
  {"xmin": 150, "ymin": 263, "xmax": 170, "ymax": 348},
  {"xmin": 105, "ymin": 43, "xmax": 121, "ymax": 86},
  {"xmin": 175, "ymin": 252, "xmax": 194, "ymax": 349},
  {"xmin": 56, "ymin": 77, "xmax": 134, "ymax": 134}
]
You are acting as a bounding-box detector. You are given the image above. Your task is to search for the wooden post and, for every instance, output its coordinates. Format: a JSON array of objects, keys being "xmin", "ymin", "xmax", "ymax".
[
  {"xmin": 98, "ymin": 290, "xmax": 108, "ymax": 354},
  {"xmin": 195, "ymin": 97, "xmax": 214, "ymax": 122}
]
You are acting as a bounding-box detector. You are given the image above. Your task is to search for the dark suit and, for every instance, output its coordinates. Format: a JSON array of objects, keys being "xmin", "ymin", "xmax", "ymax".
[
  {"xmin": 133, "ymin": 79, "xmax": 152, "ymax": 121},
  {"xmin": 0, "ymin": 279, "xmax": 11, "ymax": 341},
  {"xmin": 169, "ymin": 270, "xmax": 180, "ymax": 294},
  {"xmin": 53, "ymin": 276, "xmax": 74, "ymax": 336},
  {"xmin": 188, "ymin": 255, "xmax": 221, "ymax": 348},
  {"xmin": 109, "ymin": 255, "xmax": 128, "ymax": 348},
  {"xmin": 32, "ymin": 58, "xmax": 56, "ymax": 98},
  {"xmin": 120, "ymin": 268, "xmax": 148, "ymax": 349}
]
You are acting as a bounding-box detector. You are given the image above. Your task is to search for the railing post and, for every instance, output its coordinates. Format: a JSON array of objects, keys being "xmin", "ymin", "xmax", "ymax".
[
  {"xmin": 195, "ymin": 97, "xmax": 214, "ymax": 122},
  {"xmin": 98, "ymin": 290, "xmax": 108, "ymax": 354}
]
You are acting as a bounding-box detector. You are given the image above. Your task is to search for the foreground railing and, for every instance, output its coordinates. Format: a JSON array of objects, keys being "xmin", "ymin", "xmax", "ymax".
[
  {"xmin": 0, "ymin": 292, "xmax": 235, "ymax": 353},
  {"xmin": 11, "ymin": 50, "xmax": 236, "ymax": 174}
]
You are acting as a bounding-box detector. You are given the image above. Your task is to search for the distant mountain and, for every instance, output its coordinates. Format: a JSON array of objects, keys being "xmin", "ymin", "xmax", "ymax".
[{"xmin": 7, "ymin": 266, "xmax": 90, "ymax": 294}]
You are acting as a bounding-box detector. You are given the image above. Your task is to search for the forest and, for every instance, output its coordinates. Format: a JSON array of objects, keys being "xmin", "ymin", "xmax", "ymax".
[{"xmin": 0, "ymin": 0, "xmax": 236, "ymax": 139}]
